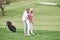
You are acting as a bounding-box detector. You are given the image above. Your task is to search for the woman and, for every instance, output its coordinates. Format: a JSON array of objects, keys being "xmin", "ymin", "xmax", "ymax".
[{"xmin": 29, "ymin": 8, "xmax": 34, "ymax": 34}]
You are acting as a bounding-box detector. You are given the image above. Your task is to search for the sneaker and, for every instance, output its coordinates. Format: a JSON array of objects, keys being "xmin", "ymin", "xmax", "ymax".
[
  {"xmin": 25, "ymin": 34, "xmax": 27, "ymax": 35},
  {"xmin": 31, "ymin": 33, "xmax": 35, "ymax": 35},
  {"xmin": 27, "ymin": 34, "xmax": 31, "ymax": 36}
]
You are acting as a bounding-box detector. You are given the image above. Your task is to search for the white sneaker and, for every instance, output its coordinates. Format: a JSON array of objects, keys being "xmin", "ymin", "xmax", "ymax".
[
  {"xmin": 25, "ymin": 34, "xmax": 27, "ymax": 35},
  {"xmin": 31, "ymin": 33, "xmax": 35, "ymax": 35},
  {"xmin": 27, "ymin": 34, "xmax": 31, "ymax": 36}
]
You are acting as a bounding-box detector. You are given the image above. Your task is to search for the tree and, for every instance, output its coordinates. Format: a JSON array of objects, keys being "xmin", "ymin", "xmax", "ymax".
[{"xmin": 0, "ymin": 0, "xmax": 10, "ymax": 16}]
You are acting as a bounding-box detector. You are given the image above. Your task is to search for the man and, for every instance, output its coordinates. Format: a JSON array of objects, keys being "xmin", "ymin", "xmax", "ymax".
[{"xmin": 22, "ymin": 8, "xmax": 31, "ymax": 36}]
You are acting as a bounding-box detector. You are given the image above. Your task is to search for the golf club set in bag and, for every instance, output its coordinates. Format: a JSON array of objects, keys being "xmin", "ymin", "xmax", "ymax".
[{"xmin": 6, "ymin": 21, "xmax": 16, "ymax": 32}]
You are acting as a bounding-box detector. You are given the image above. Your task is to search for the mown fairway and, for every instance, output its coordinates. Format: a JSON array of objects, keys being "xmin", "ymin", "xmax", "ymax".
[{"xmin": 0, "ymin": 0, "xmax": 60, "ymax": 40}]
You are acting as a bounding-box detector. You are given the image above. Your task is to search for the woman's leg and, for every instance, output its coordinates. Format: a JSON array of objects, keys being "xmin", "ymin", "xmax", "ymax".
[{"xmin": 30, "ymin": 23, "xmax": 34, "ymax": 34}]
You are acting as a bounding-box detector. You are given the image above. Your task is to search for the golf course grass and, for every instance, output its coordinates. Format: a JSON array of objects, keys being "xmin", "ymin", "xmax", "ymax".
[{"xmin": 0, "ymin": 0, "xmax": 60, "ymax": 40}]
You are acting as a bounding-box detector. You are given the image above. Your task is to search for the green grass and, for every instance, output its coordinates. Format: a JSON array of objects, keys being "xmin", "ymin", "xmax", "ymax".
[
  {"xmin": 0, "ymin": 0, "xmax": 60, "ymax": 40},
  {"xmin": 0, "ymin": 28, "xmax": 60, "ymax": 40}
]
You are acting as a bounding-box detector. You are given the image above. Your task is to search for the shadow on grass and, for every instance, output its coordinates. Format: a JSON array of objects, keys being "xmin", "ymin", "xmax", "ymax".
[{"xmin": 56, "ymin": 5, "xmax": 60, "ymax": 8}]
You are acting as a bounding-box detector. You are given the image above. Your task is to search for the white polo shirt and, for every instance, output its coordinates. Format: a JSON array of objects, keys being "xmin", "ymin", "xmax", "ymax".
[{"xmin": 22, "ymin": 10, "xmax": 28, "ymax": 21}]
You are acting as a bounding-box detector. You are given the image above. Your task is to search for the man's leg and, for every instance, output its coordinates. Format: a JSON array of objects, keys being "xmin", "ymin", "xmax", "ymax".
[
  {"xmin": 23, "ymin": 21, "xmax": 27, "ymax": 35},
  {"xmin": 26, "ymin": 20, "xmax": 31, "ymax": 35}
]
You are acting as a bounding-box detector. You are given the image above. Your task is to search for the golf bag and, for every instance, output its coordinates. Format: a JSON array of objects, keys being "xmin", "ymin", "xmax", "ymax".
[{"xmin": 7, "ymin": 21, "xmax": 16, "ymax": 32}]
